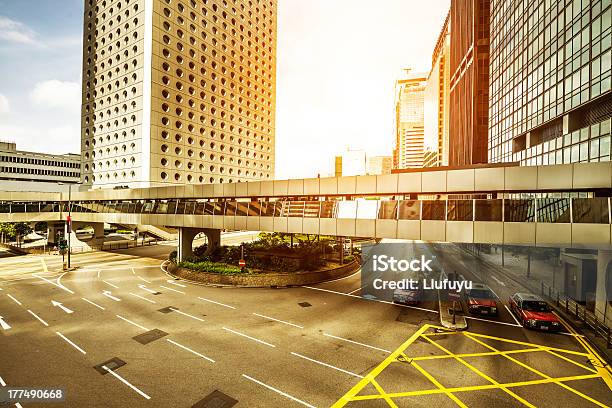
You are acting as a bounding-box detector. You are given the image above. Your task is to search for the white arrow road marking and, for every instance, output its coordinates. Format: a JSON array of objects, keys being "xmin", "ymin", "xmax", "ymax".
[
  {"xmin": 102, "ymin": 280, "xmax": 119, "ymax": 289},
  {"xmin": 51, "ymin": 300, "xmax": 74, "ymax": 314},
  {"xmin": 169, "ymin": 307, "xmax": 204, "ymax": 322},
  {"xmin": 491, "ymin": 275, "xmax": 506, "ymax": 286},
  {"xmin": 0, "ymin": 316, "xmax": 11, "ymax": 330},
  {"xmin": 102, "ymin": 291, "xmax": 121, "ymax": 302},
  {"xmin": 138, "ymin": 284, "xmax": 157, "ymax": 294},
  {"xmin": 166, "ymin": 279, "xmax": 186, "ymax": 288}
]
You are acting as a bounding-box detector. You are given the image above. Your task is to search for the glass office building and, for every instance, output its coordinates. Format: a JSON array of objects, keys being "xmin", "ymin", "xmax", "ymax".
[{"xmin": 489, "ymin": 0, "xmax": 611, "ymax": 165}]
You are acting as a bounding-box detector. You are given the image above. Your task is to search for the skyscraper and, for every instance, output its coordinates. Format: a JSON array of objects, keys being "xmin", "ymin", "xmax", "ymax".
[
  {"xmin": 423, "ymin": 11, "xmax": 451, "ymax": 168},
  {"xmin": 393, "ymin": 71, "xmax": 427, "ymax": 169},
  {"xmin": 81, "ymin": 0, "xmax": 276, "ymax": 188},
  {"xmin": 448, "ymin": 0, "xmax": 490, "ymax": 166},
  {"xmin": 489, "ymin": 0, "xmax": 611, "ymax": 166}
]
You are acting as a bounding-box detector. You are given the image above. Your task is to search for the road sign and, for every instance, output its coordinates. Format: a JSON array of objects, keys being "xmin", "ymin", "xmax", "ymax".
[{"xmin": 238, "ymin": 259, "xmax": 246, "ymax": 267}]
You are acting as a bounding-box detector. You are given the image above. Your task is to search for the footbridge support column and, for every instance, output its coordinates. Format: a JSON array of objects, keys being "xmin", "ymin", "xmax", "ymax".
[
  {"xmin": 177, "ymin": 228, "xmax": 221, "ymax": 262},
  {"xmin": 46, "ymin": 222, "xmax": 65, "ymax": 245}
]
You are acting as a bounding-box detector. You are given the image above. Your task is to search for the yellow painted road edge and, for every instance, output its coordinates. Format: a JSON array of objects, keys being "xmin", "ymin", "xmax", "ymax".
[
  {"xmin": 554, "ymin": 312, "xmax": 612, "ymax": 391},
  {"xmin": 331, "ymin": 323, "xmax": 433, "ymax": 407}
]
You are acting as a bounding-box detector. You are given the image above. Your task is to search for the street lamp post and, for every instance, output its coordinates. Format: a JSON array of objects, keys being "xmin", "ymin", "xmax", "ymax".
[{"xmin": 67, "ymin": 183, "xmax": 72, "ymax": 269}]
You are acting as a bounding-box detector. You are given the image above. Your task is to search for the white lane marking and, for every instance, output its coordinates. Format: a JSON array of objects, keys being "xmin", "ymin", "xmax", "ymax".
[
  {"xmin": 0, "ymin": 316, "xmax": 11, "ymax": 330},
  {"xmin": 464, "ymin": 314, "xmax": 521, "ymax": 327},
  {"xmin": 347, "ymin": 287, "xmax": 362, "ymax": 295},
  {"xmin": 323, "ymin": 333, "xmax": 391, "ymax": 353},
  {"xmin": 116, "ymin": 315, "xmax": 149, "ymax": 331},
  {"xmin": 16, "ymin": 402, "xmax": 23, "ymax": 408},
  {"xmin": 304, "ymin": 286, "xmax": 439, "ymax": 314},
  {"xmin": 57, "ymin": 272, "xmax": 69, "ymax": 291},
  {"xmin": 166, "ymin": 339, "xmax": 215, "ymax": 363},
  {"xmin": 27, "ymin": 310, "xmax": 49, "ymax": 327},
  {"xmin": 6, "ymin": 294, "xmax": 22, "ymax": 306},
  {"xmin": 138, "ymin": 284, "xmax": 157, "ymax": 294},
  {"xmin": 290, "ymin": 352, "xmax": 363, "ymax": 378},
  {"xmin": 102, "ymin": 280, "xmax": 119, "ymax": 289},
  {"xmin": 56, "ymin": 332, "xmax": 86, "ymax": 354},
  {"xmin": 491, "ymin": 275, "xmax": 506, "ymax": 287},
  {"xmin": 197, "ymin": 297, "xmax": 236, "ymax": 309},
  {"xmin": 129, "ymin": 293, "xmax": 156, "ymax": 304},
  {"xmin": 252, "ymin": 313, "xmax": 304, "ymax": 329},
  {"xmin": 137, "ymin": 276, "xmax": 152, "ymax": 284},
  {"xmin": 97, "ymin": 270, "xmax": 101, "ymax": 279},
  {"xmin": 102, "ymin": 365, "xmax": 151, "ymax": 400},
  {"xmin": 159, "ymin": 285, "xmax": 185, "ymax": 294},
  {"xmin": 0, "ymin": 374, "xmax": 5, "ymax": 385},
  {"xmin": 33, "ymin": 273, "xmax": 75, "ymax": 294},
  {"xmin": 81, "ymin": 297, "xmax": 105, "ymax": 310},
  {"xmin": 222, "ymin": 327, "xmax": 276, "ymax": 348},
  {"xmin": 0, "ymin": 287, "xmax": 3, "ymax": 290},
  {"xmin": 166, "ymin": 279, "xmax": 186, "ymax": 288},
  {"xmin": 505, "ymin": 305, "xmax": 522, "ymax": 326},
  {"xmin": 131, "ymin": 267, "xmax": 136, "ymax": 275},
  {"xmin": 102, "ymin": 291, "xmax": 121, "ymax": 302},
  {"xmin": 169, "ymin": 307, "xmax": 204, "ymax": 322},
  {"xmin": 51, "ymin": 300, "xmax": 74, "ymax": 314},
  {"xmin": 242, "ymin": 374, "xmax": 316, "ymax": 408}
]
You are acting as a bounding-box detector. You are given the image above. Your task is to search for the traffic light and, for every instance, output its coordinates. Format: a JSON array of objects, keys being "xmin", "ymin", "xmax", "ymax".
[{"xmin": 58, "ymin": 239, "xmax": 68, "ymax": 251}]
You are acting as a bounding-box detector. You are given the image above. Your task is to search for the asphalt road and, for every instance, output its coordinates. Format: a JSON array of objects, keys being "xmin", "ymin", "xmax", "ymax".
[{"xmin": 0, "ymin": 238, "xmax": 610, "ymax": 408}]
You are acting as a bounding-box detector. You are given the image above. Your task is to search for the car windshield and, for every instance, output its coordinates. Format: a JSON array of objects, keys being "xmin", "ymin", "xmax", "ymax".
[
  {"xmin": 469, "ymin": 289, "xmax": 492, "ymax": 298},
  {"xmin": 522, "ymin": 300, "xmax": 550, "ymax": 312}
]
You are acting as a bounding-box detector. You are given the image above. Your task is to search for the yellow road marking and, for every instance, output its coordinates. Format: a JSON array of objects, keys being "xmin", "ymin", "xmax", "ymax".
[
  {"xmin": 412, "ymin": 360, "xmax": 467, "ymax": 407},
  {"xmin": 465, "ymin": 332, "xmax": 610, "ymax": 408},
  {"xmin": 554, "ymin": 312, "xmax": 612, "ymax": 391},
  {"xmin": 411, "ymin": 347, "xmax": 545, "ymax": 361},
  {"xmin": 349, "ymin": 374, "xmax": 602, "ymax": 400},
  {"xmin": 459, "ymin": 330, "xmax": 590, "ymax": 356},
  {"xmin": 331, "ymin": 324, "xmax": 431, "ymax": 407},
  {"xmin": 369, "ymin": 378, "xmax": 398, "ymax": 408},
  {"xmin": 421, "ymin": 335, "xmax": 536, "ymax": 407}
]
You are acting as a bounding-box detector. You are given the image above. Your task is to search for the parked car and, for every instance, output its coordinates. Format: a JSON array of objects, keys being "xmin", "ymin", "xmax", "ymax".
[
  {"xmin": 509, "ymin": 293, "xmax": 561, "ymax": 331},
  {"xmin": 465, "ymin": 283, "xmax": 498, "ymax": 316}
]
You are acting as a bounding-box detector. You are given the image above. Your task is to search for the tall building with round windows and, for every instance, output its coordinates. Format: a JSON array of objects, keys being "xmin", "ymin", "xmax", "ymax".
[{"xmin": 81, "ymin": 0, "xmax": 276, "ymax": 188}]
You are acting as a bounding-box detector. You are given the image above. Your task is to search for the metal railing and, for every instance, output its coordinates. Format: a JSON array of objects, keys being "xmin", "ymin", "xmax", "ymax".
[{"xmin": 540, "ymin": 280, "xmax": 612, "ymax": 348}]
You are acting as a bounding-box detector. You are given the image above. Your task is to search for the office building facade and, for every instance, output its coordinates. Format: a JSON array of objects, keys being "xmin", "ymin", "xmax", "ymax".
[
  {"xmin": 424, "ymin": 12, "xmax": 451, "ymax": 168},
  {"xmin": 393, "ymin": 72, "xmax": 427, "ymax": 169},
  {"xmin": 0, "ymin": 142, "xmax": 81, "ymax": 185},
  {"xmin": 81, "ymin": 0, "xmax": 277, "ymax": 188},
  {"xmin": 449, "ymin": 0, "xmax": 490, "ymax": 166},
  {"xmin": 489, "ymin": 0, "xmax": 611, "ymax": 166}
]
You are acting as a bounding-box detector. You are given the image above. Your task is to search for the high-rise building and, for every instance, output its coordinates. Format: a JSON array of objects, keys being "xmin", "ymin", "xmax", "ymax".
[
  {"xmin": 393, "ymin": 71, "xmax": 427, "ymax": 169},
  {"xmin": 366, "ymin": 155, "xmax": 392, "ymax": 175},
  {"xmin": 424, "ymin": 12, "xmax": 451, "ymax": 168},
  {"xmin": 448, "ymin": 0, "xmax": 490, "ymax": 166},
  {"xmin": 489, "ymin": 0, "xmax": 611, "ymax": 166},
  {"xmin": 81, "ymin": 0, "xmax": 277, "ymax": 188}
]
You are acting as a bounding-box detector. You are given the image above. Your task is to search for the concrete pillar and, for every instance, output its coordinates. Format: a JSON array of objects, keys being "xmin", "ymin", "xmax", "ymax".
[
  {"xmin": 91, "ymin": 222, "xmax": 105, "ymax": 239},
  {"xmin": 47, "ymin": 222, "xmax": 64, "ymax": 245},
  {"xmin": 177, "ymin": 228, "xmax": 221, "ymax": 262}
]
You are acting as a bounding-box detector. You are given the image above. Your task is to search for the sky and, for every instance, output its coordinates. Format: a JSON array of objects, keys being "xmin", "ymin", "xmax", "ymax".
[{"xmin": 0, "ymin": 0, "xmax": 450, "ymax": 180}]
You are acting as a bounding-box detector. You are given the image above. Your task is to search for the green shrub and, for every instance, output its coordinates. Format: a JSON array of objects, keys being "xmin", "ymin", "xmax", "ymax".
[
  {"xmin": 177, "ymin": 260, "xmax": 246, "ymax": 275},
  {"xmin": 169, "ymin": 250, "xmax": 177, "ymax": 262}
]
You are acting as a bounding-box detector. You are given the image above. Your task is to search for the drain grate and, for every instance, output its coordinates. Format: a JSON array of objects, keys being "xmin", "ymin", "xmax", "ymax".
[
  {"xmin": 157, "ymin": 306, "xmax": 177, "ymax": 314},
  {"xmin": 93, "ymin": 357, "xmax": 126, "ymax": 375},
  {"xmin": 298, "ymin": 302, "xmax": 312, "ymax": 308},
  {"xmin": 132, "ymin": 329, "xmax": 169, "ymax": 345},
  {"xmin": 191, "ymin": 390, "xmax": 238, "ymax": 408}
]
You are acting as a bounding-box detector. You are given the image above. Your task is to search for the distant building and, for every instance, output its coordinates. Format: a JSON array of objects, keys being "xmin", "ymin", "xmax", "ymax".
[
  {"xmin": 366, "ymin": 156, "xmax": 392, "ymax": 175},
  {"xmin": 424, "ymin": 12, "xmax": 451, "ymax": 168},
  {"xmin": 333, "ymin": 152, "xmax": 392, "ymax": 177},
  {"xmin": 448, "ymin": 0, "xmax": 490, "ymax": 166},
  {"xmin": 0, "ymin": 141, "xmax": 81, "ymax": 189},
  {"xmin": 393, "ymin": 71, "xmax": 427, "ymax": 169}
]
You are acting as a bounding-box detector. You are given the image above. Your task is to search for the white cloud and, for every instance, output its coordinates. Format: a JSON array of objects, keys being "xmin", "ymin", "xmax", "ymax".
[
  {"xmin": 0, "ymin": 93, "xmax": 9, "ymax": 114},
  {"xmin": 0, "ymin": 16, "xmax": 37, "ymax": 45},
  {"xmin": 30, "ymin": 80, "xmax": 80, "ymax": 112}
]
